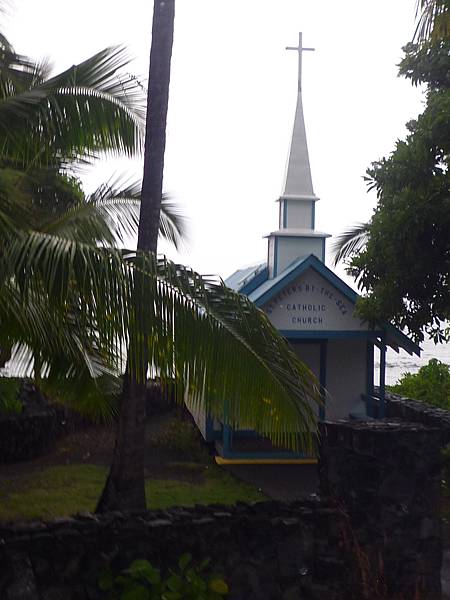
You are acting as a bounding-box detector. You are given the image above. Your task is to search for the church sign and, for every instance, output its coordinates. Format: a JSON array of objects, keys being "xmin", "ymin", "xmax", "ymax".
[{"xmin": 262, "ymin": 269, "xmax": 368, "ymax": 331}]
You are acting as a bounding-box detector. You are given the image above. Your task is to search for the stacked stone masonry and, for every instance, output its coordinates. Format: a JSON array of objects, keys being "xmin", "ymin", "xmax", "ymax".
[
  {"xmin": 0, "ymin": 392, "xmax": 446, "ymax": 599},
  {"xmin": 383, "ymin": 389, "xmax": 450, "ymax": 444},
  {"xmin": 0, "ymin": 500, "xmax": 358, "ymax": 600},
  {"xmin": 319, "ymin": 419, "xmax": 443, "ymax": 599}
]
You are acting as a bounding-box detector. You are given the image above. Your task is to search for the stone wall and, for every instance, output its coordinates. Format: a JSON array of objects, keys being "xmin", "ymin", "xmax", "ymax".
[
  {"xmin": 319, "ymin": 419, "xmax": 443, "ymax": 599},
  {"xmin": 0, "ymin": 382, "xmax": 91, "ymax": 464},
  {"xmin": 0, "ymin": 501, "xmax": 359, "ymax": 600},
  {"xmin": 0, "ymin": 409, "xmax": 61, "ymax": 463},
  {"xmin": 0, "ymin": 391, "xmax": 446, "ymax": 599},
  {"xmin": 383, "ymin": 389, "xmax": 450, "ymax": 444}
]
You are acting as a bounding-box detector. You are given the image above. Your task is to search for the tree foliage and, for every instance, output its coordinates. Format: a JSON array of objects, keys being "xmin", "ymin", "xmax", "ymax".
[
  {"xmin": 0, "ymin": 18, "xmax": 320, "ymax": 447},
  {"xmin": 332, "ymin": 2, "xmax": 450, "ymax": 344},
  {"xmin": 0, "ymin": 189, "xmax": 319, "ymax": 444},
  {"xmin": 390, "ymin": 358, "xmax": 450, "ymax": 408},
  {"xmin": 348, "ymin": 36, "xmax": 450, "ymax": 343}
]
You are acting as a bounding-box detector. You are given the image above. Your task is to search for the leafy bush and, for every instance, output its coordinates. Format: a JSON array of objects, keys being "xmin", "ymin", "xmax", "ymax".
[
  {"xmin": 0, "ymin": 378, "xmax": 22, "ymax": 416},
  {"xmin": 390, "ymin": 359, "xmax": 450, "ymax": 409},
  {"xmin": 99, "ymin": 553, "xmax": 229, "ymax": 599},
  {"xmin": 152, "ymin": 415, "xmax": 206, "ymax": 460}
]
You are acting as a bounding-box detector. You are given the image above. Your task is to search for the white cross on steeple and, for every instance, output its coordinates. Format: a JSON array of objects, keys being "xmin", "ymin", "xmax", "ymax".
[{"xmin": 286, "ymin": 32, "xmax": 315, "ymax": 92}]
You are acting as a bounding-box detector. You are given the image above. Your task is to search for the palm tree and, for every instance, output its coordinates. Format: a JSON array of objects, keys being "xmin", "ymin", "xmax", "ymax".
[
  {"xmin": 97, "ymin": 0, "xmax": 183, "ymax": 511},
  {"xmin": 0, "ymin": 13, "xmax": 321, "ymax": 514},
  {"xmin": 414, "ymin": 0, "xmax": 449, "ymax": 42},
  {"xmin": 95, "ymin": 0, "xmax": 320, "ymax": 512},
  {"xmin": 0, "ymin": 183, "xmax": 320, "ymax": 494},
  {"xmin": 0, "ymin": 34, "xmax": 145, "ymax": 374},
  {"xmin": 0, "ymin": 31, "xmax": 185, "ymax": 378}
]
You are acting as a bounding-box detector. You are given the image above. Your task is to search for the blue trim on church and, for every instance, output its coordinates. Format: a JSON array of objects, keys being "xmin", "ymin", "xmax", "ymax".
[
  {"xmin": 247, "ymin": 253, "xmax": 420, "ymax": 356},
  {"xmin": 239, "ymin": 267, "xmax": 269, "ymax": 296},
  {"xmin": 250, "ymin": 254, "xmax": 358, "ymax": 307}
]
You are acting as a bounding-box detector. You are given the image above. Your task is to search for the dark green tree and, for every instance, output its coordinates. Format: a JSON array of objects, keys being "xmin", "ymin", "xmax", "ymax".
[{"xmin": 332, "ymin": 3, "xmax": 450, "ymax": 343}]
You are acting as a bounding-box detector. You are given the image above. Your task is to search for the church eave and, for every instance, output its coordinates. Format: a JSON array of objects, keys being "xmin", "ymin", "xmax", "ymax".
[
  {"xmin": 248, "ymin": 254, "xmax": 421, "ymax": 356},
  {"xmin": 277, "ymin": 194, "xmax": 319, "ymax": 203},
  {"xmin": 264, "ymin": 229, "xmax": 331, "ymax": 238}
]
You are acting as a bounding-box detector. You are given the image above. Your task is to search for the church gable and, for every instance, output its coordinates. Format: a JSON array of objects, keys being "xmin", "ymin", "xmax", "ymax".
[{"xmin": 262, "ymin": 267, "xmax": 368, "ymax": 332}]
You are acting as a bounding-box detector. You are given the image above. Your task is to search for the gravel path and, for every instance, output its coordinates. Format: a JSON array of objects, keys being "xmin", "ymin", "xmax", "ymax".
[{"xmin": 223, "ymin": 463, "xmax": 318, "ymax": 501}]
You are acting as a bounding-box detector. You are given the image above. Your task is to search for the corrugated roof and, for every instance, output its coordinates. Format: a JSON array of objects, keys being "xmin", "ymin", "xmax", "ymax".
[{"xmin": 224, "ymin": 262, "xmax": 265, "ymax": 292}]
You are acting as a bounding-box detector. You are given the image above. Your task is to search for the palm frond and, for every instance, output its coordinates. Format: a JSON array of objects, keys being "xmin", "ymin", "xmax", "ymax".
[
  {"xmin": 0, "ymin": 214, "xmax": 319, "ymax": 450},
  {"xmin": 87, "ymin": 175, "xmax": 187, "ymax": 248},
  {"xmin": 0, "ymin": 46, "xmax": 145, "ymax": 167},
  {"xmin": 330, "ymin": 222, "xmax": 370, "ymax": 266},
  {"xmin": 414, "ymin": 0, "xmax": 450, "ymax": 42},
  {"xmin": 0, "ymin": 42, "xmax": 38, "ymax": 99},
  {"xmin": 158, "ymin": 196, "xmax": 188, "ymax": 250}
]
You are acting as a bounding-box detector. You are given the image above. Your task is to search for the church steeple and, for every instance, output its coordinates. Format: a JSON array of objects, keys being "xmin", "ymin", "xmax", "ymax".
[
  {"xmin": 267, "ymin": 32, "xmax": 330, "ymax": 278},
  {"xmin": 281, "ymin": 32, "xmax": 316, "ymax": 202}
]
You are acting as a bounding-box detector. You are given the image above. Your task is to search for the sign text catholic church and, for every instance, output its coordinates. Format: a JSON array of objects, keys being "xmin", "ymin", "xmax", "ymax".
[{"xmin": 263, "ymin": 270, "xmax": 368, "ymax": 332}]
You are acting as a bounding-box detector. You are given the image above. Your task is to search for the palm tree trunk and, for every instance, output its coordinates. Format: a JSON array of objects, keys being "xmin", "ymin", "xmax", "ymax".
[{"xmin": 96, "ymin": 0, "xmax": 176, "ymax": 513}]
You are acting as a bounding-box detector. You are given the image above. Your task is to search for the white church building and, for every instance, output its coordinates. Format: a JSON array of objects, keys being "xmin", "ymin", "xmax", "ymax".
[{"xmin": 199, "ymin": 34, "xmax": 420, "ymax": 461}]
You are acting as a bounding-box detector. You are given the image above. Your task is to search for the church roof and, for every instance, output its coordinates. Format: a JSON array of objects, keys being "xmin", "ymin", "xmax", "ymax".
[{"xmin": 224, "ymin": 262, "xmax": 266, "ymax": 293}]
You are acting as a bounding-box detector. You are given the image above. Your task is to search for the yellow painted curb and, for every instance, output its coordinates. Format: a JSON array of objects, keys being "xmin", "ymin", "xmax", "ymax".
[{"xmin": 215, "ymin": 456, "xmax": 318, "ymax": 466}]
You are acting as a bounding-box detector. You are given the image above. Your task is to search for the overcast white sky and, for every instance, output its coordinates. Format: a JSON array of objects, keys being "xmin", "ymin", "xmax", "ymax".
[{"xmin": 6, "ymin": 0, "xmax": 424, "ymax": 283}]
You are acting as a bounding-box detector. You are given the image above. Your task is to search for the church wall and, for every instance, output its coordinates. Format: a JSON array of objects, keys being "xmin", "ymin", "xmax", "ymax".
[
  {"xmin": 290, "ymin": 341, "xmax": 321, "ymax": 418},
  {"xmin": 185, "ymin": 397, "xmax": 208, "ymax": 438},
  {"xmin": 289, "ymin": 339, "xmax": 367, "ymax": 421},
  {"xmin": 325, "ymin": 339, "xmax": 367, "ymax": 420},
  {"xmin": 277, "ymin": 236, "xmax": 323, "ymax": 273}
]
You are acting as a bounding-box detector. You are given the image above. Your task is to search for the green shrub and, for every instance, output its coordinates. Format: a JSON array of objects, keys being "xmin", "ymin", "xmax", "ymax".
[
  {"xmin": 0, "ymin": 378, "xmax": 22, "ymax": 416},
  {"xmin": 390, "ymin": 359, "xmax": 450, "ymax": 409},
  {"xmin": 152, "ymin": 415, "xmax": 206, "ymax": 460},
  {"xmin": 99, "ymin": 553, "xmax": 229, "ymax": 599}
]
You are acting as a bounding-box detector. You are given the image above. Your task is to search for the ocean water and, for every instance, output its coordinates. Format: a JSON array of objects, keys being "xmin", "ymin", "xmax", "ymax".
[
  {"xmin": 374, "ymin": 338, "xmax": 450, "ymax": 386},
  {"xmin": 3, "ymin": 335, "xmax": 449, "ymax": 387}
]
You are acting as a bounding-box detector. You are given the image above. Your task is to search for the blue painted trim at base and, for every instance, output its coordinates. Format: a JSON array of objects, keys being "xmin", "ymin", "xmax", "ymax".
[
  {"xmin": 223, "ymin": 424, "xmax": 232, "ymax": 453},
  {"xmin": 205, "ymin": 416, "xmax": 215, "ymax": 442},
  {"xmin": 230, "ymin": 429, "xmax": 260, "ymax": 439},
  {"xmin": 319, "ymin": 340, "xmax": 327, "ymax": 421},
  {"xmin": 219, "ymin": 449, "xmax": 315, "ymax": 460}
]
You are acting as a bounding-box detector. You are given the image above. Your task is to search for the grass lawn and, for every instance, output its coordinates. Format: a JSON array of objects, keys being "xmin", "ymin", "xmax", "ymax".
[{"xmin": 0, "ymin": 463, "xmax": 265, "ymax": 522}]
